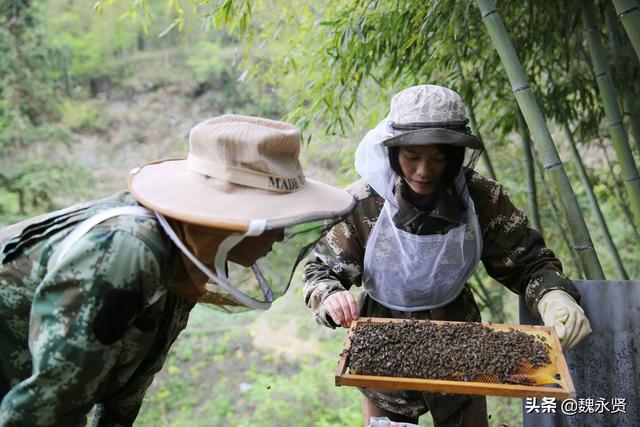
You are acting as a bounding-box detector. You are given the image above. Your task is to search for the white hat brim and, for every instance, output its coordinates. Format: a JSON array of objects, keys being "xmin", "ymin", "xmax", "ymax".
[{"xmin": 129, "ymin": 159, "xmax": 355, "ymax": 232}]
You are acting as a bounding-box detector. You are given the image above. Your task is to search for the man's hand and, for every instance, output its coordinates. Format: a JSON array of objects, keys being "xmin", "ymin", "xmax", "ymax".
[
  {"xmin": 323, "ymin": 291, "xmax": 359, "ymax": 328},
  {"xmin": 538, "ymin": 290, "xmax": 592, "ymax": 349}
]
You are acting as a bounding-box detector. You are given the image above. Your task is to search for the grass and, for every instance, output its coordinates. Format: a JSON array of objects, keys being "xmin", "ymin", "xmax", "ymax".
[{"xmin": 135, "ymin": 287, "xmax": 363, "ymax": 427}]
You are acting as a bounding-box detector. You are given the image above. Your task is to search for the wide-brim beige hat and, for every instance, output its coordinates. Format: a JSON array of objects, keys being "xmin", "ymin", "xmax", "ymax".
[
  {"xmin": 129, "ymin": 114, "xmax": 355, "ymax": 232},
  {"xmin": 382, "ymin": 84, "xmax": 483, "ymax": 150}
]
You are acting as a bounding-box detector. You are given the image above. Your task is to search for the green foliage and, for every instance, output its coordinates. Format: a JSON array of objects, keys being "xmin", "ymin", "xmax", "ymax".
[
  {"xmin": 0, "ymin": 1, "xmax": 61, "ymax": 147},
  {"xmin": 45, "ymin": 1, "xmax": 147, "ymax": 83},
  {"xmin": 182, "ymin": 38, "xmax": 283, "ymax": 117},
  {"xmin": 0, "ymin": 156, "xmax": 96, "ymax": 223},
  {"xmin": 186, "ymin": 40, "xmax": 233, "ymax": 84},
  {"xmin": 0, "ymin": 1, "xmax": 96, "ymax": 226},
  {"xmin": 59, "ymin": 100, "xmax": 111, "ymax": 133}
]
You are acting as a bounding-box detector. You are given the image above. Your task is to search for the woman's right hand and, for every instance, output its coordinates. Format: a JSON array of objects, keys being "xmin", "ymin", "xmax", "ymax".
[{"xmin": 323, "ymin": 291, "xmax": 359, "ymax": 328}]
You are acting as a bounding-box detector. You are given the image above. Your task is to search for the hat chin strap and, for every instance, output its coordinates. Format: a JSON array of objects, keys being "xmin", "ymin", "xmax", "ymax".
[
  {"xmin": 155, "ymin": 213, "xmax": 271, "ymax": 310},
  {"xmin": 213, "ymin": 220, "xmax": 266, "ymax": 278}
]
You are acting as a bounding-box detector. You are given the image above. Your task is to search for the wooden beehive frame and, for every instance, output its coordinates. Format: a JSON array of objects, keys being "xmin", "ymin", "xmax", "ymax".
[{"xmin": 335, "ymin": 317, "xmax": 575, "ymax": 400}]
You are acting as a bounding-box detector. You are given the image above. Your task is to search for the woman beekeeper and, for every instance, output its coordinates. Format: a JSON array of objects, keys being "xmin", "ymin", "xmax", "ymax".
[{"xmin": 302, "ymin": 85, "xmax": 592, "ymax": 426}]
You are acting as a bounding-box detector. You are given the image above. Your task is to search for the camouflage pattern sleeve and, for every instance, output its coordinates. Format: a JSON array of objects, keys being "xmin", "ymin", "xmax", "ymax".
[
  {"xmin": 0, "ymin": 228, "xmax": 162, "ymax": 427},
  {"xmin": 90, "ymin": 377, "xmax": 155, "ymax": 427},
  {"xmin": 303, "ymin": 214, "xmax": 366, "ymax": 329},
  {"xmin": 469, "ymin": 172, "xmax": 579, "ymax": 319}
]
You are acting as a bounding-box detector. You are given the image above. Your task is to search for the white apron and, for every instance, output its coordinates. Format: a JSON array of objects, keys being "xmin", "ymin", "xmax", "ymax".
[{"xmin": 362, "ymin": 172, "xmax": 483, "ymax": 311}]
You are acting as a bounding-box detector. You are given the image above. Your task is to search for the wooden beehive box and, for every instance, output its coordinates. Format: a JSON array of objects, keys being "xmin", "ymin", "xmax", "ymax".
[{"xmin": 336, "ymin": 317, "xmax": 575, "ymax": 400}]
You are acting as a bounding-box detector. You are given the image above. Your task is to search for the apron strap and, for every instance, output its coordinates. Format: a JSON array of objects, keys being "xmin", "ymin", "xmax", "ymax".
[{"xmin": 47, "ymin": 206, "xmax": 154, "ymax": 272}]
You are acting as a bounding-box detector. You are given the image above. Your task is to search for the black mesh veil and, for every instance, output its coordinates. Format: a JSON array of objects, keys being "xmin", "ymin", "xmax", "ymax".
[{"xmin": 198, "ymin": 214, "xmax": 350, "ymax": 313}]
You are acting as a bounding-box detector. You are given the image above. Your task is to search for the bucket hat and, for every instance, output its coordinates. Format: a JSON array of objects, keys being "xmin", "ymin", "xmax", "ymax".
[
  {"xmin": 129, "ymin": 114, "xmax": 355, "ymax": 231},
  {"xmin": 382, "ymin": 84, "xmax": 483, "ymax": 149}
]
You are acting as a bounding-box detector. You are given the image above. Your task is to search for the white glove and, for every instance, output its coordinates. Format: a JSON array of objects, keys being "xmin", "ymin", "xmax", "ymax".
[{"xmin": 538, "ymin": 290, "xmax": 592, "ymax": 349}]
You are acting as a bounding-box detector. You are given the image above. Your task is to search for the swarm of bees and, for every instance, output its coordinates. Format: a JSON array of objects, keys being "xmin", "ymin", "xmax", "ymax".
[{"xmin": 348, "ymin": 320, "xmax": 551, "ymax": 384}]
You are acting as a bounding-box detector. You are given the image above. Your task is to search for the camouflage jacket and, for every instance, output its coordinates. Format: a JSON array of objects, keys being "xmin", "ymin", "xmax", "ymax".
[
  {"xmin": 303, "ymin": 169, "xmax": 579, "ymax": 328},
  {"xmin": 0, "ymin": 191, "xmax": 194, "ymax": 427}
]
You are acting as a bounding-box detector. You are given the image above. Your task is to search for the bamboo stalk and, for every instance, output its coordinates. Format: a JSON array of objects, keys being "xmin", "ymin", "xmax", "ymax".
[
  {"xmin": 612, "ymin": 0, "xmax": 640, "ymax": 59},
  {"xmin": 622, "ymin": 97, "xmax": 640, "ymax": 156},
  {"xmin": 598, "ymin": 138, "xmax": 640, "ymax": 244},
  {"xmin": 516, "ymin": 111, "xmax": 543, "ymax": 234},
  {"xmin": 471, "ymin": 272, "xmax": 503, "ymax": 322},
  {"xmin": 533, "ymin": 151, "xmax": 585, "ymax": 280},
  {"xmin": 476, "ymin": 0, "xmax": 605, "ymax": 280},
  {"xmin": 605, "ymin": 4, "xmax": 640, "ymax": 155},
  {"xmin": 581, "ymin": 0, "xmax": 640, "ymax": 228},
  {"xmin": 564, "ymin": 124, "xmax": 628, "ymax": 279},
  {"xmin": 471, "ymin": 112, "xmax": 498, "ymax": 181},
  {"xmin": 455, "ymin": 57, "xmax": 498, "ymax": 181}
]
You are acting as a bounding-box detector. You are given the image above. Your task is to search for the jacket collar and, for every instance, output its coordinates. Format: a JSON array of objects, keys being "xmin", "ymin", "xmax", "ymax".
[{"xmin": 393, "ymin": 176, "xmax": 465, "ymax": 229}]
